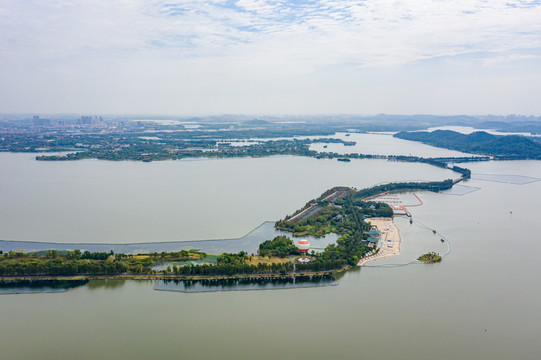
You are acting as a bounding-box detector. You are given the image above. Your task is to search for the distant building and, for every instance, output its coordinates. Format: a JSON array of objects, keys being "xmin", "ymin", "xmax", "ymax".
[
  {"xmin": 78, "ymin": 116, "xmax": 104, "ymax": 127},
  {"xmin": 32, "ymin": 116, "xmax": 51, "ymax": 127},
  {"xmin": 367, "ymin": 227, "xmax": 381, "ymax": 244}
]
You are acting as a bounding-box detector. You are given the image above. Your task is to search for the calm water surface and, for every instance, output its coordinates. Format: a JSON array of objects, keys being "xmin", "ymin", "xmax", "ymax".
[
  {"xmin": 0, "ymin": 152, "xmax": 455, "ymax": 243},
  {"xmin": 310, "ymin": 131, "xmax": 476, "ymax": 157},
  {"xmin": 1, "ymin": 153, "xmax": 540, "ymax": 359}
]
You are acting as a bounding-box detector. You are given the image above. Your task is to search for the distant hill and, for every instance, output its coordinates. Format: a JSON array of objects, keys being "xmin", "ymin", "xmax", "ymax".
[
  {"xmin": 394, "ymin": 130, "xmax": 541, "ymax": 159},
  {"xmin": 242, "ymin": 119, "xmax": 271, "ymax": 126}
]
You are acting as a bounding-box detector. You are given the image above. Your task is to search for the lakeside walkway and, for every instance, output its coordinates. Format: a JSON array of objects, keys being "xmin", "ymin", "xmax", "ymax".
[{"xmin": 358, "ymin": 217, "xmax": 401, "ymax": 266}]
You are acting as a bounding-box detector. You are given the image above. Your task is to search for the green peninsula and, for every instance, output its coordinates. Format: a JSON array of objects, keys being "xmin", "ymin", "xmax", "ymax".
[
  {"xmin": 0, "ymin": 169, "xmax": 464, "ymax": 281},
  {"xmin": 394, "ymin": 130, "xmax": 541, "ymax": 159}
]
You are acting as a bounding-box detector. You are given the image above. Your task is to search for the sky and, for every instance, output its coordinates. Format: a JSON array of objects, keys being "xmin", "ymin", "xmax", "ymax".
[{"xmin": 1, "ymin": 0, "xmax": 541, "ymax": 116}]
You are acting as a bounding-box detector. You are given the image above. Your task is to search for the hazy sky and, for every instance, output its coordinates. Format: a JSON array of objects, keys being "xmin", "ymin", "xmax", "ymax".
[{"xmin": 1, "ymin": 0, "xmax": 540, "ymax": 115}]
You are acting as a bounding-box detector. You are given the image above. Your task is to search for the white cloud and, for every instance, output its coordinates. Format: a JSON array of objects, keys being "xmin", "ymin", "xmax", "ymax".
[{"xmin": 0, "ymin": 0, "xmax": 540, "ymax": 114}]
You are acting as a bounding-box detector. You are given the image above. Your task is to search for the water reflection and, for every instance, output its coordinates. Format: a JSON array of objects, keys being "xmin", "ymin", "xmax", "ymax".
[
  {"xmin": 154, "ymin": 275, "xmax": 338, "ymax": 293},
  {"xmin": 0, "ymin": 280, "xmax": 88, "ymax": 294},
  {"xmin": 87, "ymin": 280, "xmax": 126, "ymax": 290}
]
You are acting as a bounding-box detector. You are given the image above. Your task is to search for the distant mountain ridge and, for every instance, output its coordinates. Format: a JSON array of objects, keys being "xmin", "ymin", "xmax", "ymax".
[
  {"xmin": 242, "ymin": 119, "xmax": 271, "ymax": 126},
  {"xmin": 394, "ymin": 130, "xmax": 541, "ymax": 159}
]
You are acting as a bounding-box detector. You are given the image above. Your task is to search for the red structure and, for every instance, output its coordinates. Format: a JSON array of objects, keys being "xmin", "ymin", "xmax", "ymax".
[
  {"xmin": 297, "ymin": 239, "xmax": 310, "ymax": 253},
  {"xmin": 296, "ymin": 239, "xmax": 311, "ymax": 263}
]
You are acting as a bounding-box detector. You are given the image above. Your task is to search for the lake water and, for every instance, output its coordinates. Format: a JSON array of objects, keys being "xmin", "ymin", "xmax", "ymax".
[
  {"xmin": 0, "ymin": 221, "xmax": 339, "ymax": 255},
  {"xmin": 1, "ymin": 150, "xmax": 541, "ymax": 359},
  {"xmin": 0, "ymin": 151, "xmax": 456, "ymax": 243},
  {"xmin": 310, "ymin": 131, "xmax": 476, "ymax": 157}
]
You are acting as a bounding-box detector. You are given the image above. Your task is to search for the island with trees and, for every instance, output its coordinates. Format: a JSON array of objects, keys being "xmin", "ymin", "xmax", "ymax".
[{"xmin": 417, "ymin": 252, "xmax": 442, "ymax": 263}]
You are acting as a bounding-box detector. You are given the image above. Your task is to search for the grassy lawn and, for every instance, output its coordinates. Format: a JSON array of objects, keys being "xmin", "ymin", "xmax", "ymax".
[{"xmin": 245, "ymin": 255, "xmax": 293, "ymax": 266}]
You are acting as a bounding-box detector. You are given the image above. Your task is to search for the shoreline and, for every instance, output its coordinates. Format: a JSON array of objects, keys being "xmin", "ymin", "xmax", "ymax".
[{"xmin": 358, "ymin": 217, "xmax": 402, "ymax": 266}]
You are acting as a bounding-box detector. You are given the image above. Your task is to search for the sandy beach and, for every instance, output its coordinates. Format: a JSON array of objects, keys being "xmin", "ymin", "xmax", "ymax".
[{"xmin": 358, "ymin": 217, "xmax": 402, "ymax": 266}]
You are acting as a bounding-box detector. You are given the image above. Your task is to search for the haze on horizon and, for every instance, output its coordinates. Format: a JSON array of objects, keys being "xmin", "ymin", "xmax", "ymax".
[{"xmin": 1, "ymin": 1, "xmax": 541, "ymax": 116}]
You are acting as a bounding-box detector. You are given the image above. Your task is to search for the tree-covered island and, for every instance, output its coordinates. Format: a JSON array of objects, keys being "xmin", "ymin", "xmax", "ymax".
[{"xmin": 417, "ymin": 252, "xmax": 442, "ymax": 263}]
